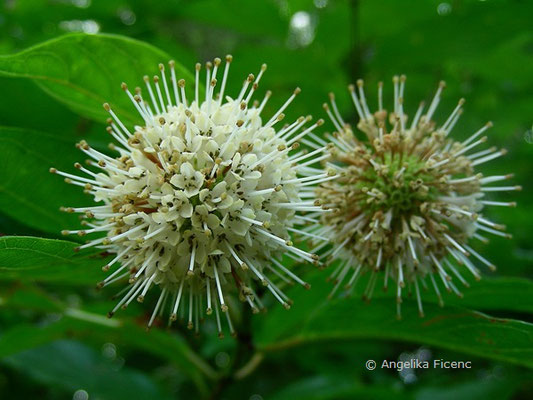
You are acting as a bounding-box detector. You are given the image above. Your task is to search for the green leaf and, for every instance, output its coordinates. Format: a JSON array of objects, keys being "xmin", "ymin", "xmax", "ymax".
[
  {"xmin": 0, "ymin": 314, "xmax": 214, "ymax": 392},
  {"xmin": 0, "ymin": 33, "xmax": 194, "ymax": 125},
  {"xmin": 269, "ymin": 375, "xmax": 412, "ymax": 400},
  {"xmin": 0, "ymin": 236, "xmax": 106, "ymax": 284},
  {"xmin": 417, "ymin": 277, "xmax": 533, "ymax": 314},
  {"xmin": 2, "ymin": 340, "xmax": 174, "ymax": 400},
  {"xmin": 255, "ymin": 273, "xmax": 533, "ymax": 368},
  {"xmin": 0, "ymin": 126, "xmax": 94, "ymax": 234},
  {"xmin": 0, "ymin": 285, "xmax": 64, "ymax": 313}
]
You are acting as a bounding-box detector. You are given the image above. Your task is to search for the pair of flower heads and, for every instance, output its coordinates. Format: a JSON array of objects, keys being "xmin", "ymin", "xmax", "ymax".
[{"xmin": 50, "ymin": 55, "xmax": 519, "ymax": 337}]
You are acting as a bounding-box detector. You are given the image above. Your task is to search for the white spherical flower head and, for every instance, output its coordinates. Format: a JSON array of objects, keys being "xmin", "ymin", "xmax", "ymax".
[
  {"xmin": 316, "ymin": 76, "xmax": 519, "ymax": 318},
  {"xmin": 51, "ymin": 56, "xmax": 328, "ymax": 336}
]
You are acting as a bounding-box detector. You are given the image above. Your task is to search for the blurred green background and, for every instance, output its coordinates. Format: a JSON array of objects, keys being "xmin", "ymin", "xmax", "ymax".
[{"xmin": 0, "ymin": 0, "xmax": 532, "ymax": 399}]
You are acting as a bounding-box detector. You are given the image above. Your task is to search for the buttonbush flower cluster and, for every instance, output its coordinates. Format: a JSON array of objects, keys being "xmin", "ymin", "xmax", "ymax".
[
  {"xmin": 51, "ymin": 56, "xmax": 330, "ymax": 336},
  {"xmin": 51, "ymin": 58, "xmax": 517, "ymax": 332},
  {"xmin": 317, "ymin": 76, "xmax": 519, "ymax": 318}
]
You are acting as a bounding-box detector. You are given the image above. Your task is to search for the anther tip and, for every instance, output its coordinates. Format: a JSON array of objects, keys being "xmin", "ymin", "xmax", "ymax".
[{"xmin": 103, "ymin": 103, "xmax": 110, "ymax": 111}]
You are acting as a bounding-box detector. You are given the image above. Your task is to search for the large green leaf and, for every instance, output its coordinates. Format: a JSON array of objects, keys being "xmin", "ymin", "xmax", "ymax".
[
  {"xmin": 0, "ymin": 33, "xmax": 194, "ymax": 125},
  {"xmin": 372, "ymin": 276, "xmax": 533, "ymax": 314},
  {"xmin": 0, "ymin": 236, "xmax": 106, "ymax": 284},
  {"xmin": 2, "ymin": 340, "xmax": 174, "ymax": 400},
  {"xmin": 0, "ymin": 126, "xmax": 95, "ymax": 234},
  {"xmin": 254, "ymin": 273, "xmax": 533, "ymax": 368}
]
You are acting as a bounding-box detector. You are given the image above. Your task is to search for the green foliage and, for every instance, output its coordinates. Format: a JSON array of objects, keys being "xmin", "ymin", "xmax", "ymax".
[
  {"xmin": 0, "ymin": 34, "xmax": 193, "ymax": 125},
  {"xmin": 0, "ymin": 128, "xmax": 92, "ymax": 234},
  {"xmin": 3, "ymin": 341, "xmax": 174, "ymax": 400},
  {"xmin": 0, "ymin": 1, "xmax": 532, "ymax": 399},
  {"xmin": 0, "ymin": 236, "xmax": 105, "ymax": 283},
  {"xmin": 256, "ymin": 288, "xmax": 533, "ymax": 368}
]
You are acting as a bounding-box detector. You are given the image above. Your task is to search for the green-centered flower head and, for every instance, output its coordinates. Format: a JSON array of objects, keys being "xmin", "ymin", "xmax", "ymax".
[
  {"xmin": 50, "ymin": 56, "xmax": 327, "ymax": 336},
  {"xmin": 316, "ymin": 76, "xmax": 520, "ymax": 318}
]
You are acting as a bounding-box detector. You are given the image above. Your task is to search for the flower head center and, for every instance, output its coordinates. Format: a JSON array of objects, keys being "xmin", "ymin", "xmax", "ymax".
[{"xmin": 357, "ymin": 153, "xmax": 436, "ymax": 216}]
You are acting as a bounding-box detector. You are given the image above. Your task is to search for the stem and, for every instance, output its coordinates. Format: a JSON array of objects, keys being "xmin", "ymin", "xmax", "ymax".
[
  {"xmin": 234, "ymin": 352, "xmax": 264, "ymax": 380},
  {"xmin": 347, "ymin": 0, "xmax": 362, "ymax": 81},
  {"xmin": 207, "ymin": 301, "xmax": 260, "ymax": 399}
]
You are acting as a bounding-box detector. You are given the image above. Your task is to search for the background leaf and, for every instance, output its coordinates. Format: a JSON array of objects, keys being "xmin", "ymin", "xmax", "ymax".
[
  {"xmin": 0, "ymin": 236, "xmax": 106, "ymax": 284},
  {"xmin": 254, "ymin": 274, "xmax": 533, "ymax": 368},
  {"xmin": 0, "ymin": 33, "xmax": 194, "ymax": 125},
  {"xmin": 2, "ymin": 340, "xmax": 174, "ymax": 400}
]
